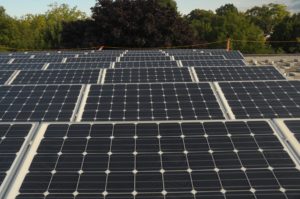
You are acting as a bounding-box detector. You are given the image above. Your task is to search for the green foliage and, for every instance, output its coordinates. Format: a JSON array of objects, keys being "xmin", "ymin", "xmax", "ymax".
[
  {"xmin": 270, "ymin": 13, "xmax": 300, "ymax": 53},
  {"xmin": 246, "ymin": 3, "xmax": 290, "ymax": 35},
  {"xmin": 187, "ymin": 4, "xmax": 267, "ymax": 53},
  {"xmin": 86, "ymin": 0, "xmax": 195, "ymax": 47},
  {"xmin": 0, "ymin": 2, "xmax": 298, "ymax": 53}
]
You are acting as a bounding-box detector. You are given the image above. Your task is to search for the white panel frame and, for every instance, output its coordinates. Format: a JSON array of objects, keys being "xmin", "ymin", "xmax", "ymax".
[
  {"xmin": 0, "ymin": 122, "xmax": 39, "ymax": 199},
  {"xmin": 213, "ymin": 82, "xmax": 236, "ymax": 120},
  {"xmin": 273, "ymin": 118, "xmax": 300, "ymax": 160},
  {"xmin": 5, "ymin": 70, "xmax": 20, "ymax": 85}
]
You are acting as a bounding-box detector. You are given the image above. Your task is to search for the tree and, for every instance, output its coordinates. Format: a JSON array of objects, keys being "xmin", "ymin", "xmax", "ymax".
[
  {"xmin": 216, "ymin": 4, "xmax": 238, "ymax": 16},
  {"xmin": 88, "ymin": 0, "xmax": 195, "ymax": 47},
  {"xmin": 270, "ymin": 13, "xmax": 300, "ymax": 53},
  {"xmin": 246, "ymin": 3, "xmax": 290, "ymax": 35},
  {"xmin": 0, "ymin": 6, "xmax": 16, "ymax": 48},
  {"xmin": 186, "ymin": 9, "xmax": 215, "ymax": 42},
  {"xmin": 44, "ymin": 3, "xmax": 87, "ymax": 48},
  {"xmin": 187, "ymin": 4, "xmax": 268, "ymax": 53}
]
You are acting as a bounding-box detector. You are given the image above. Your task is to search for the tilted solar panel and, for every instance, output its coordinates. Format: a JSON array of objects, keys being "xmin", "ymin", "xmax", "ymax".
[
  {"xmin": 114, "ymin": 61, "xmax": 178, "ymax": 68},
  {"xmin": 0, "ymin": 85, "xmax": 82, "ymax": 122},
  {"xmin": 120, "ymin": 56, "xmax": 171, "ymax": 62},
  {"xmin": 12, "ymin": 58, "xmax": 63, "ymax": 64},
  {"xmin": 12, "ymin": 70, "xmax": 100, "ymax": 85},
  {"xmin": 80, "ymin": 83, "xmax": 225, "ymax": 121},
  {"xmin": 182, "ymin": 60, "xmax": 246, "ymax": 67},
  {"xmin": 218, "ymin": 81, "xmax": 300, "ymax": 119},
  {"xmin": 195, "ymin": 66, "xmax": 285, "ymax": 82},
  {"xmin": 47, "ymin": 62, "xmax": 111, "ymax": 70},
  {"xmin": 174, "ymin": 55, "xmax": 225, "ymax": 60},
  {"xmin": 0, "ymin": 59, "xmax": 10, "ymax": 64},
  {"xmin": 7, "ymin": 121, "xmax": 300, "ymax": 199},
  {"xmin": 0, "ymin": 63, "xmax": 44, "ymax": 70},
  {"xmin": 104, "ymin": 68, "xmax": 193, "ymax": 83},
  {"xmin": 66, "ymin": 57, "xmax": 117, "ymax": 63}
]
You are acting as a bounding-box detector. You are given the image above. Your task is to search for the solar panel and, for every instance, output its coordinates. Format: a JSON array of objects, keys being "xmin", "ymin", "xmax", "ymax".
[
  {"xmin": 0, "ymin": 123, "xmax": 35, "ymax": 192},
  {"xmin": 80, "ymin": 83, "xmax": 225, "ymax": 121},
  {"xmin": 174, "ymin": 55, "xmax": 225, "ymax": 60},
  {"xmin": 104, "ymin": 68, "xmax": 193, "ymax": 83},
  {"xmin": 47, "ymin": 62, "xmax": 111, "ymax": 70},
  {"xmin": 12, "ymin": 70, "xmax": 100, "ymax": 85},
  {"xmin": 114, "ymin": 61, "xmax": 178, "ymax": 68},
  {"xmin": 0, "ymin": 63, "xmax": 44, "ymax": 70},
  {"xmin": 211, "ymin": 51, "xmax": 244, "ymax": 59},
  {"xmin": 0, "ymin": 59, "xmax": 10, "ymax": 64},
  {"xmin": 182, "ymin": 60, "xmax": 246, "ymax": 67},
  {"xmin": 218, "ymin": 81, "xmax": 300, "ymax": 119},
  {"xmin": 120, "ymin": 56, "xmax": 171, "ymax": 62},
  {"xmin": 12, "ymin": 58, "xmax": 63, "ymax": 64},
  {"xmin": 67, "ymin": 57, "xmax": 117, "ymax": 63},
  {"xmin": 8, "ymin": 121, "xmax": 300, "ymax": 199},
  {"xmin": 0, "ymin": 85, "xmax": 82, "ymax": 122},
  {"xmin": 195, "ymin": 66, "xmax": 285, "ymax": 82},
  {"xmin": 0, "ymin": 71, "xmax": 14, "ymax": 84}
]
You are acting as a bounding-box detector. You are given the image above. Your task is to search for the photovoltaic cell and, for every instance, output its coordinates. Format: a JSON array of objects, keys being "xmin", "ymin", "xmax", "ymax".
[
  {"xmin": 104, "ymin": 68, "xmax": 192, "ymax": 83},
  {"xmin": 47, "ymin": 62, "xmax": 111, "ymax": 70},
  {"xmin": 219, "ymin": 81, "xmax": 300, "ymax": 119},
  {"xmin": 195, "ymin": 66, "xmax": 285, "ymax": 82},
  {"xmin": 0, "ymin": 123, "xmax": 33, "ymax": 187},
  {"xmin": 12, "ymin": 121, "xmax": 300, "ymax": 199},
  {"xmin": 114, "ymin": 61, "xmax": 178, "ymax": 68},
  {"xmin": 12, "ymin": 70, "xmax": 100, "ymax": 85},
  {"xmin": 181, "ymin": 60, "xmax": 245, "ymax": 67},
  {"xmin": 81, "ymin": 83, "xmax": 225, "ymax": 121},
  {"xmin": 0, "ymin": 71, "xmax": 14, "ymax": 84},
  {"xmin": 0, "ymin": 85, "xmax": 82, "ymax": 122}
]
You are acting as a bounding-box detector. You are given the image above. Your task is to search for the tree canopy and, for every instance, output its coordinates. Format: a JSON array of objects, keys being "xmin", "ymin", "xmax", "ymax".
[{"xmin": 0, "ymin": 1, "xmax": 299, "ymax": 53}]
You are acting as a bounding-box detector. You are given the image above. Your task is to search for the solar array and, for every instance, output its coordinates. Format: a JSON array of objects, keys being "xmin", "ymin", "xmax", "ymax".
[{"xmin": 0, "ymin": 49, "xmax": 300, "ymax": 199}]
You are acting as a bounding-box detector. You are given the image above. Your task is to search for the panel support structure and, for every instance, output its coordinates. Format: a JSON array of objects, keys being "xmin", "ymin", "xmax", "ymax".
[{"xmin": 212, "ymin": 82, "xmax": 236, "ymax": 120}]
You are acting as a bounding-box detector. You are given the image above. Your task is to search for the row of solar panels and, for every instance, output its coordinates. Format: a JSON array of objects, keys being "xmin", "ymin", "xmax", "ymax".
[
  {"xmin": 0, "ymin": 81, "xmax": 299, "ymax": 122},
  {"xmin": 0, "ymin": 60, "xmax": 247, "ymax": 70},
  {"xmin": 0, "ymin": 119, "xmax": 299, "ymax": 199},
  {"xmin": 0, "ymin": 66, "xmax": 286, "ymax": 85}
]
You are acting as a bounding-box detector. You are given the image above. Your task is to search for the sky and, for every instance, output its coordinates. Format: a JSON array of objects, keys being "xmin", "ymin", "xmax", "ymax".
[{"xmin": 0, "ymin": 0, "xmax": 299, "ymax": 17}]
